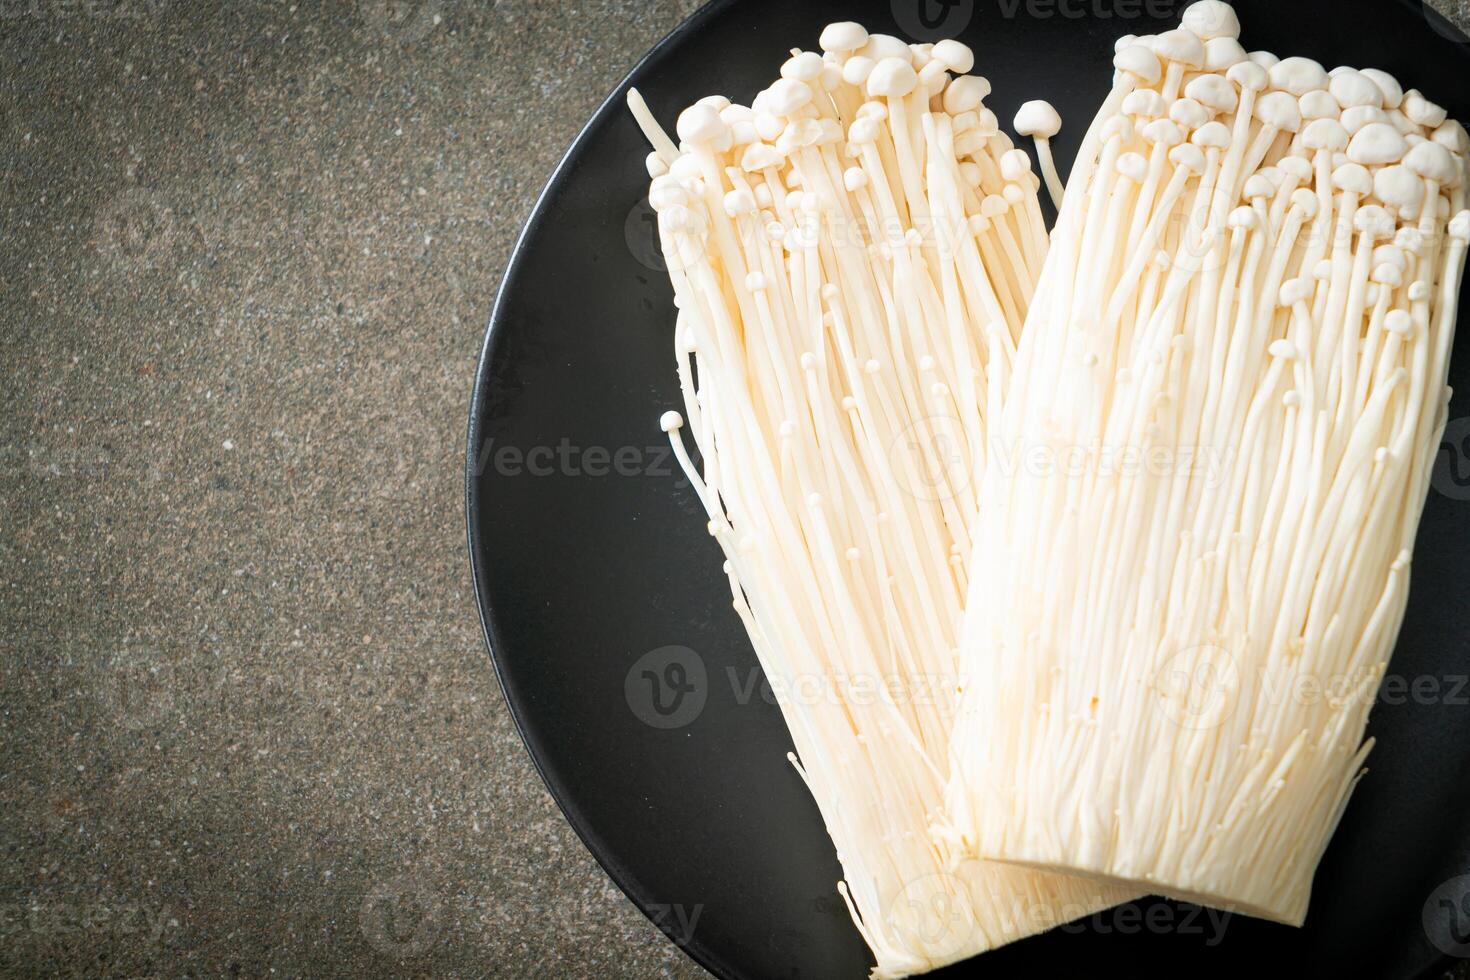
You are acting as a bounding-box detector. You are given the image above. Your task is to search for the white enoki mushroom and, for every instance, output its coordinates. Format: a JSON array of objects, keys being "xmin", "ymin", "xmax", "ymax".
[
  {"xmin": 629, "ymin": 20, "xmax": 1132, "ymax": 980},
  {"xmin": 1015, "ymin": 100, "xmax": 1066, "ymax": 209},
  {"xmin": 944, "ymin": 0, "xmax": 1469, "ymax": 929}
]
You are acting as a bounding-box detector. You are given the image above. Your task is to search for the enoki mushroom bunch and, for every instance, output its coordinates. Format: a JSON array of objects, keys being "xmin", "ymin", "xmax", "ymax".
[
  {"xmin": 945, "ymin": 0, "xmax": 1470, "ymax": 927},
  {"xmin": 629, "ymin": 20, "xmax": 1132, "ymax": 979}
]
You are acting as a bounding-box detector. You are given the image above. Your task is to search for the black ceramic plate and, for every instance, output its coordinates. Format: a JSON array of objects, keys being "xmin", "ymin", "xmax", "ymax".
[{"xmin": 467, "ymin": 2, "xmax": 1470, "ymax": 977}]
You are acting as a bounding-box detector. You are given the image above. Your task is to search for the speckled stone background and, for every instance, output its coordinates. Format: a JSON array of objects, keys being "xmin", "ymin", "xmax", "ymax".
[{"xmin": 1, "ymin": 1, "xmax": 1467, "ymax": 978}]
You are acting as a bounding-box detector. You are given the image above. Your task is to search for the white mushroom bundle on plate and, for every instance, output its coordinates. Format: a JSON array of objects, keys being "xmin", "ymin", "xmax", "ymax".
[
  {"xmin": 629, "ymin": 20, "xmax": 1135, "ymax": 980},
  {"xmin": 944, "ymin": 0, "xmax": 1470, "ymax": 928}
]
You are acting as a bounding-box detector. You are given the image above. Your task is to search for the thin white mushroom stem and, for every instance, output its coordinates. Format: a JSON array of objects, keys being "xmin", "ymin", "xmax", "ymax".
[
  {"xmin": 1015, "ymin": 100, "xmax": 1066, "ymax": 209},
  {"xmin": 945, "ymin": 0, "xmax": 1470, "ymax": 930},
  {"xmin": 632, "ymin": 19, "xmax": 1135, "ymax": 977}
]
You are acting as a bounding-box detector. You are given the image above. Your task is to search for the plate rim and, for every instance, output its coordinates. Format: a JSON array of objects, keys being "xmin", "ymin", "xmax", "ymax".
[{"xmin": 464, "ymin": 2, "xmax": 750, "ymax": 977}]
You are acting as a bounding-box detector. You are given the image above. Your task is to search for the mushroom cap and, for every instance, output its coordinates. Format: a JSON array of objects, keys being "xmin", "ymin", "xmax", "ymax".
[
  {"xmin": 1404, "ymin": 90, "xmax": 1449, "ymax": 129},
  {"xmin": 1341, "ymin": 105, "xmax": 1389, "ymax": 134},
  {"xmin": 931, "ymin": 39, "xmax": 975, "ymax": 75},
  {"xmin": 1303, "ymin": 118, "xmax": 1350, "ymax": 153},
  {"xmin": 1244, "ymin": 174, "xmax": 1277, "ymax": 200},
  {"xmin": 1114, "ymin": 34, "xmax": 1138, "ymax": 54},
  {"xmin": 1353, "ymin": 204, "xmax": 1396, "ymax": 237},
  {"xmin": 1358, "ymin": 69, "xmax": 1405, "ymax": 109},
  {"xmin": 1169, "ymin": 143, "xmax": 1208, "ymax": 174},
  {"xmin": 1192, "ymin": 121, "xmax": 1233, "ymax": 149},
  {"xmin": 1329, "ymin": 70, "xmax": 1384, "ymax": 110},
  {"xmin": 1333, "ymin": 162, "xmax": 1374, "ymax": 196},
  {"xmin": 846, "ymin": 118, "xmax": 881, "ymax": 146},
  {"xmin": 1450, "ymin": 210, "xmax": 1470, "ymax": 242},
  {"xmin": 1116, "ymin": 153, "xmax": 1148, "ymax": 183},
  {"xmin": 1123, "ymin": 90, "xmax": 1167, "ymax": 119},
  {"xmin": 1256, "ymin": 91, "xmax": 1304, "ymax": 133},
  {"xmin": 1249, "ymin": 50, "xmax": 1281, "ymax": 70},
  {"xmin": 1153, "ymin": 29, "xmax": 1206, "ymax": 69},
  {"xmin": 862, "ymin": 34, "xmax": 911, "ymax": 62},
  {"xmin": 1186, "ymin": 74, "xmax": 1239, "ymax": 113},
  {"xmin": 767, "ymin": 78, "xmax": 814, "ymax": 116},
  {"xmin": 1270, "ymin": 57, "xmax": 1330, "ymax": 96},
  {"xmin": 943, "ymin": 75, "xmax": 991, "ymax": 115},
  {"xmin": 1169, "ymin": 98, "xmax": 1211, "ymax": 130},
  {"xmin": 1114, "ymin": 45, "xmax": 1163, "ymax": 85},
  {"xmin": 842, "ymin": 56, "xmax": 876, "ymax": 86},
  {"xmin": 1348, "ymin": 123, "xmax": 1410, "ymax": 165},
  {"xmin": 782, "ymin": 52, "xmax": 826, "ymax": 82},
  {"xmin": 1143, "ymin": 118, "xmax": 1186, "ymax": 146},
  {"xmin": 1279, "ymin": 278, "xmax": 1314, "ymax": 306},
  {"xmin": 1432, "ymin": 120, "xmax": 1470, "ymax": 154},
  {"xmin": 819, "ymin": 21, "xmax": 869, "ymax": 54},
  {"xmin": 1374, "ymin": 165, "xmax": 1427, "ymax": 214},
  {"xmin": 1015, "ymin": 100, "xmax": 1062, "ymax": 138},
  {"xmin": 677, "ymin": 104, "xmax": 728, "ymax": 144},
  {"xmin": 1000, "ymin": 148, "xmax": 1032, "ymax": 181},
  {"xmin": 866, "ymin": 57, "xmax": 918, "ymax": 98},
  {"xmin": 1278, "ymin": 155, "xmax": 1314, "ymax": 182},
  {"xmin": 1227, "ymin": 60, "xmax": 1269, "ymax": 92},
  {"xmin": 1291, "ymin": 187, "xmax": 1321, "ymax": 218},
  {"xmin": 1299, "ymin": 90, "xmax": 1341, "ymax": 121},
  {"xmin": 1203, "ymin": 37, "xmax": 1248, "ymax": 71},
  {"xmin": 1181, "ymin": 1, "xmax": 1242, "ymax": 41},
  {"xmin": 1404, "ymin": 140, "xmax": 1462, "ymax": 185},
  {"xmin": 1230, "ymin": 205, "xmax": 1261, "ymax": 229},
  {"xmin": 1386, "ymin": 109, "xmax": 1422, "ymax": 136}
]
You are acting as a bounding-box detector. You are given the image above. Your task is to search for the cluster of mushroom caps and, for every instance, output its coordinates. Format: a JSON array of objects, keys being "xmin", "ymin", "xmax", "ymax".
[
  {"xmin": 637, "ymin": 20, "xmax": 1054, "ymax": 270},
  {"xmin": 1101, "ymin": 0, "xmax": 1470, "ymax": 288}
]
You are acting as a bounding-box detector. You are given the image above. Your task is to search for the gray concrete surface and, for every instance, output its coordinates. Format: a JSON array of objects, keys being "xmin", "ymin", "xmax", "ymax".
[{"xmin": 1, "ymin": 1, "xmax": 1467, "ymax": 978}]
